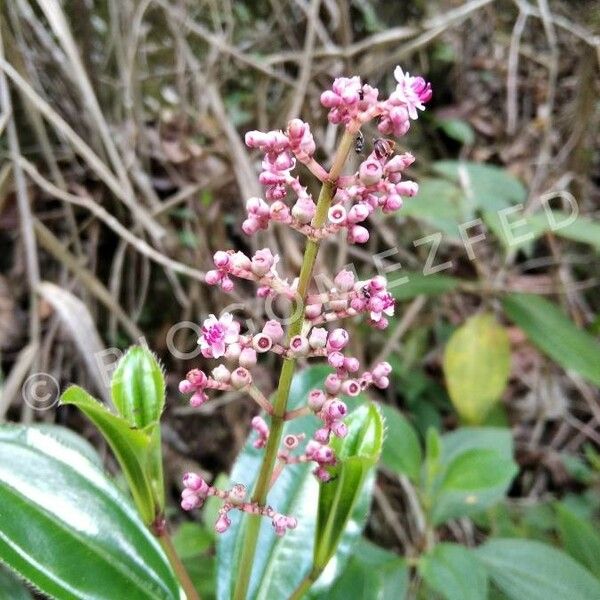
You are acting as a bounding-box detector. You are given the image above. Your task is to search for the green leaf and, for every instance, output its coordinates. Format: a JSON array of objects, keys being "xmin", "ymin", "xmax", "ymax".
[
  {"xmin": 424, "ymin": 426, "xmax": 443, "ymax": 490},
  {"xmin": 309, "ymin": 538, "xmax": 408, "ymax": 600},
  {"xmin": 379, "ymin": 404, "xmax": 422, "ymax": 481},
  {"xmin": 529, "ymin": 211, "xmax": 600, "ymax": 253},
  {"xmin": 314, "ymin": 403, "xmax": 384, "ymax": 569},
  {"xmin": 502, "ymin": 293, "xmax": 600, "ymax": 386},
  {"xmin": 216, "ymin": 366, "xmax": 373, "ymax": 600},
  {"xmin": 390, "ymin": 272, "xmax": 462, "ymax": 301},
  {"xmin": 0, "ymin": 566, "xmax": 32, "ymax": 600},
  {"xmin": 0, "ymin": 425, "xmax": 180, "ymax": 600},
  {"xmin": 420, "ymin": 543, "xmax": 487, "ymax": 600},
  {"xmin": 111, "ymin": 346, "xmax": 165, "ymax": 429},
  {"xmin": 60, "ymin": 386, "xmax": 157, "ymax": 524},
  {"xmin": 556, "ymin": 503, "xmax": 600, "ymax": 578},
  {"xmin": 443, "ymin": 313, "xmax": 511, "ymax": 424},
  {"xmin": 437, "ymin": 118, "xmax": 475, "ymax": 145},
  {"xmin": 172, "ymin": 522, "xmax": 214, "ymax": 560},
  {"xmin": 431, "ymin": 448, "xmax": 517, "ymax": 525},
  {"xmin": 476, "ymin": 539, "xmax": 600, "ymax": 600},
  {"xmin": 440, "ymin": 427, "xmax": 513, "ymax": 465},
  {"xmin": 433, "ymin": 161, "xmax": 526, "ymax": 212}
]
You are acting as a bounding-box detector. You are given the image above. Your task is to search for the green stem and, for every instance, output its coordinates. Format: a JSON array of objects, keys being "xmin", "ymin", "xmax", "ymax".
[
  {"xmin": 288, "ymin": 567, "xmax": 323, "ymax": 600},
  {"xmin": 232, "ymin": 130, "xmax": 355, "ymax": 600},
  {"xmin": 157, "ymin": 528, "xmax": 200, "ymax": 600}
]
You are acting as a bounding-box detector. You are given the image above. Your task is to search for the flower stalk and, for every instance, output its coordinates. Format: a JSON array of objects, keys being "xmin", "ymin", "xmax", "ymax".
[{"xmin": 233, "ymin": 131, "xmax": 355, "ymax": 600}]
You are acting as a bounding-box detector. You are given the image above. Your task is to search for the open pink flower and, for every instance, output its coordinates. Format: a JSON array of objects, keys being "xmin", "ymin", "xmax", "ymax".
[
  {"xmin": 391, "ymin": 67, "xmax": 432, "ymax": 120},
  {"xmin": 199, "ymin": 313, "xmax": 240, "ymax": 358}
]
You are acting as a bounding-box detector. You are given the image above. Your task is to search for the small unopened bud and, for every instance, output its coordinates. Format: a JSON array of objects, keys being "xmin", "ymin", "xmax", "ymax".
[
  {"xmin": 334, "ymin": 269, "xmax": 356, "ymax": 292},
  {"xmin": 239, "ymin": 347, "xmax": 258, "ymax": 368},
  {"xmin": 212, "ymin": 365, "xmax": 231, "ymax": 383},
  {"xmin": 308, "ymin": 327, "xmax": 328, "ymax": 349},
  {"xmin": 308, "ymin": 389, "xmax": 327, "ymax": 412},
  {"xmin": 328, "ymin": 205, "xmax": 347, "ymax": 225},
  {"xmin": 342, "ymin": 379, "xmax": 361, "ymax": 396},
  {"xmin": 348, "ymin": 225, "xmax": 369, "ymax": 244},
  {"xmin": 262, "ymin": 320, "xmax": 284, "ymax": 344},
  {"xmin": 289, "ymin": 335, "xmax": 309, "ymax": 356},
  {"xmin": 215, "ymin": 513, "xmax": 231, "ymax": 534},
  {"xmin": 231, "ymin": 367, "xmax": 252, "ymax": 389},
  {"xmin": 324, "ymin": 373, "xmax": 342, "ymax": 394},
  {"xmin": 327, "ymin": 328, "xmax": 349, "ymax": 351},
  {"xmin": 253, "ymin": 333, "xmax": 273, "ymax": 353}
]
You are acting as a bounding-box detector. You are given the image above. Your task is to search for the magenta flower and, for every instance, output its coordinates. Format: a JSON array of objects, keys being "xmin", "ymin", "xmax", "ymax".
[
  {"xmin": 391, "ymin": 66, "xmax": 432, "ymax": 120},
  {"xmin": 199, "ymin": 313, "xmax": 240, "ymax": 359}
]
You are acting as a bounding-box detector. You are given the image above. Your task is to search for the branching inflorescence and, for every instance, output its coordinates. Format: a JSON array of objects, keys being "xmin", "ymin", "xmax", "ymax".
[{"xmin": 179, "ymin": 65, "xmax": 430, "ymax": 561}]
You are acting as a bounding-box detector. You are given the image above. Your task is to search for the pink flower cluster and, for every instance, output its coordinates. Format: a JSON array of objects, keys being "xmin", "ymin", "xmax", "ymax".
[
  {"xmin": 181, "ymin": 474, "xmax": 296, "ymax": 536},
  {"xmin": 321, "ymin": 66, "xmax": 432, "ymax": 135},
  {"xmin": 180, "ymin": 65, "xmax": 430, "ymax": 536}
]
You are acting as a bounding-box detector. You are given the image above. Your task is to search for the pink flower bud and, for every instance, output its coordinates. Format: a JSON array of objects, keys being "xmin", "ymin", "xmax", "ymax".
[
  {"xmin": 370, "ymin": 276, "xmax": 387, "ymax": 291},
  {"xmin": 327, "ymin": 351, "xmax": 345, "ymax": 369},
  {"xmin": 305, "ymin": 439, "xmax": 321, "ymax": 457},
  {"xmin": 213, "ymin": 251, "xmax": 231, "ymax": 269},
  {"xmin": 232, "ymin": 252, "xmax": 252, "ymax": 270},
  {"xmin": 342, "ymin": 379, "xmax": 361, "ymax": 396},
  {"xmin": 251, "ymin": 248, "xmax": 276, "ymax": 277},
  {"xmin": 239, "ymin": 347, "xmax": 258, "ymax": 368},
  {"xmin": 305, "ymin": 304, "xmax": 322, "ymax": 319},
  {"xmin": 347, "ymin": 203, "xmax": 371, "ymax": 224},
  {"xmin": 292, "ymin": 197, "xmax": 316, "ymax": 224},
  {"xmin": 242, "ymin": 217, "xmax": 262, "ymax": 235},
  {"xmin": 205, "ymin": 270, "xmax": 222, "ymax": 286},
  {"xmin": 324, "ymin": 399, "xmax": 347, "ymax": 420},
  {"xmin": 262, "ymin": 320, "xmax": 284, "ymax": 344},
  {"xmin": 359, "ymin": 159, "xmax": 383, "ymax": 186},
  {"xmin": 190, "ymin": 391, "xmax": 208, "ymax": 407},
  {"xmin": 181, "ymin": 495, "xmax": 201, "ymax": 511},
  {"xmin": 286, "ymin": 516, "xmax": 298, "ymax": 529},
  {"xmin": 253, "ymin": 333, "xmax": 273, "ymax": 353},
  {"xmin": 334, "ymin": 269, "xmax": 356, "ymax": 292},
  {"xmin": 315, "ymin": 445, "xmax": 335, "ymax": 464},
  {"xmin": 372, "ymin": 362, "xmax": 392, "ymax": 379},
  {"xmin": 252, "ymin": 415, "xmax": 269, "ymax": 436},
  {"xmin": 308, "ymin": 389, "xmax": 327, "ymax": 412},
  {"xmin": 320, "ymin": 90, "xmax": 341, "ymax": 107},
  {"xmin": 314, "ymin": 466, "xmax": 332, "ymax": 482},
  {"xmin": 270, "ymin": 201, "xmax": 291, "ymax": 222},
  {"xmin": 289, "ymin": 335, "xmax": 309, "ymax": 356},
  {"xmin": 183, "ymin": 472, "xmax": 209, "ymax": 494},
  {"xmin": 348, "ymin": 225, "xmax": 369, "ymax": 244},
  {"xmin": 396, "ymin": 181, "xmax": 418, "ymax": 197},
  {"xmin": 313, "ymin": 425, "xmax": 330, "ymax": 442},
  {"xmin": 187, "ymin": 369, "xmax": 208, "ymax": 388},
  {"xmin": 212, "ymin": 365, "xmax": 231, "ymax": 383},
  {"xmin": 328, "ymin": 205, "xmax": 347, "ymax": 225},
  {"xmin": 327, "ymin": 328, "xmax": 349, "ymax": 351},
  {"xmin": 331, "ymin": 421, "xmax": 348, "ymax": 438},
  {"xmin": 231, "ymin": 367, "xmax": 252, "ymax": 389},
  {"xmin": 382, "ymin": 194, "xmax": 403, "ymax": 213},
  {"xmin": 179, "ymin": 379, "xmax": 193, "ymax": 394},
  {"xmin": 246, "ymin": 196, "xmax": 268, "ymax": 216},
  {"xmin": 374, "ymin": 375, "xmax": 390, "ymax": 389},
  {"xmin": 325, "ymin": 373, "xmax": 342, "ymax": 394},
  {"xmin": 308, "ymin": 327, "xmax": 328, "ymax": 349},
  {"xmin": 344, "ymin": 357, "xmax": 360, "ymax": 373},
  {"xmin": 215, "ymin": 513, "xmax": 231, "ymax": 533},
  {"xmin": 221, "ymin": 277, "xmax": 235, "ymax": 292}
]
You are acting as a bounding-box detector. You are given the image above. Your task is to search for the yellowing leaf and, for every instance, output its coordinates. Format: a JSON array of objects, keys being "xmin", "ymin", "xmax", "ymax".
[{"xmin": 443, "ymin": 313, "xmax": 510, "ymax": 424}]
